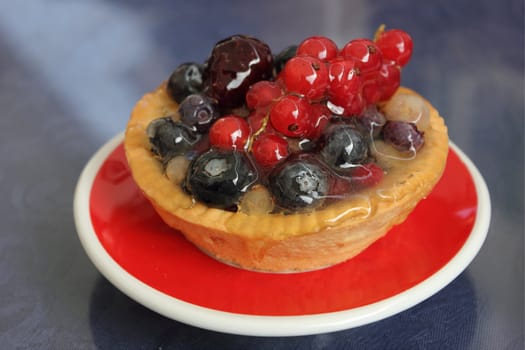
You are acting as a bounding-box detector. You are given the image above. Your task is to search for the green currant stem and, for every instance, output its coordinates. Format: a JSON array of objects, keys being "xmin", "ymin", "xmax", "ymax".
[
  {"xmin": 246, "ymin": 111, "xmax": 270, "ymax": 152},
  {"xmin": 373, "ymin": 24, "xmax": 386, "ymax": 42}
]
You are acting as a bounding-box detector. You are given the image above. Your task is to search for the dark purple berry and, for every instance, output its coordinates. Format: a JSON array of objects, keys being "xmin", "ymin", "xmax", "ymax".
[
  {"xmin": 357, "ymin": 105, "xmax": 386, "ymax": 138},
  {"xmin": 167, "ymin": 62, "xmax": 205, "ymax": 103},
  {"xmin": 185, "ymin": 149, "xmax": 257, "ymax": 210},
  {"xmin": 320, "ymin": 124, "xmax": 369, "ymax": 171},
  {"xmin": 205, "ymin": 35, "xmax": 274, "ymax": 108},
  {"xmin": 382, "ymin": 121, "xmax": 424, "ymax": 152},
  {"xmin": 274, "ymin": 45, "xmax": 297, "ymax": 73},
  {"xmin": 178, "ymin": 94, "xmax": 219, "ymax": 133},
  {"xmin": 269, "ymin": 157, "xmax": 329, "ymax": 211},
  {"xmin": 147, "ymin": 117, "xmax": 200, "ymax": 160}
]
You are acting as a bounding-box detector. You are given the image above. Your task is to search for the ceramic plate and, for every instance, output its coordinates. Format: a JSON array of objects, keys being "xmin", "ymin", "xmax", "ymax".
[{"xmin": 74, "ymin": 132, "xmax": 490, "ymax": 336}]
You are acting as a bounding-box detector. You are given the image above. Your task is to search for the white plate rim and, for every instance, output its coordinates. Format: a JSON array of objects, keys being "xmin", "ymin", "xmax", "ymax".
[{"xmin": 73, "ymin": 132, "xmax": 491, "ymax": 337}]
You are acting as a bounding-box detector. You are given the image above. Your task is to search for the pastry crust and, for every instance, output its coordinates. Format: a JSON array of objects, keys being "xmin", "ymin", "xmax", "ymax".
[{"xmin": 124, "ymin": 84, "xmax": 449, "ymax": 272}]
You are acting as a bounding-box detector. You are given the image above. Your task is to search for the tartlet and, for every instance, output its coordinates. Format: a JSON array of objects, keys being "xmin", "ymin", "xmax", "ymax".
[{"xmin": 124, "ymin": 81, "xmax": 448, "ymax": 272}]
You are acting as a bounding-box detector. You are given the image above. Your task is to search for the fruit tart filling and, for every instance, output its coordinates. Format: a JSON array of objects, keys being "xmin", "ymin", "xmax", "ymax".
[{"xmin": 146, "ymin": 28, "xmax": 430, "ymax": 214}]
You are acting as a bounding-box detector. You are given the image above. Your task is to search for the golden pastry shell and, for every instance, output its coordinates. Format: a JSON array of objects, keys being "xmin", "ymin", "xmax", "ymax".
[{"xmin": 124, "ymin": 84, "xmax": 449, "ymax": 272}]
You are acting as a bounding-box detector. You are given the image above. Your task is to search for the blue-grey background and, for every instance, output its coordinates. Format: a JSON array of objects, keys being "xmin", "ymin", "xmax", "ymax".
[{"xmin": 0, "ymin": 0, "xmax": 523, "ymax": 349}]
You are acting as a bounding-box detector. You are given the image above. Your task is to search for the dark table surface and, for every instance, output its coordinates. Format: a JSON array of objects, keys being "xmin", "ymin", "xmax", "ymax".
[{"xmin": 1, "ymin": 0, "xmax": 523, "ymax": 349}]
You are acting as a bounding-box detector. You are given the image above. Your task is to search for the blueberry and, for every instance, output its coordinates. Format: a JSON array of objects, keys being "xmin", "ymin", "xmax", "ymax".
[
  {"xmin": 186, "ymin": 149, "xmax": 258, "ymax": 209},
  {"xmin": 167, "ymin": 62, "xmax": 205, "ymax": 103},
  {"xmin": 320, "ymin": 124, "xmax": 369, "ymax": 171},
  {"xmin": 147, "ymin": 117, "xmax": 200, "ymax": 161},
  {"xmin": 269, "ymin": 158, "xmax": 329, "ymax": 211},
  {"xmin": 382, "ymin": 121, "xmax": 424, "ymax": 152},
  {"xmin": 274, "ymin": 45, "xmax": 297, "ymax": 73},
  {"xmin": 298, "ymin": 138, "xmax": 317, "ymax": 152},
  {"xmin": 357, "ymin": 105, "xmax": 386, "ymax": 138},
  {"xmin": 178, "ymin": 94, "xmax": 219, "ymax": 133}
]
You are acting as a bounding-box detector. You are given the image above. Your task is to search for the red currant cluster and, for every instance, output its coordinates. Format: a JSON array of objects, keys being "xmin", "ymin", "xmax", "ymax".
[{"xmin": 206, "ymin": 28, "xmax": 413, "ymax": 169}]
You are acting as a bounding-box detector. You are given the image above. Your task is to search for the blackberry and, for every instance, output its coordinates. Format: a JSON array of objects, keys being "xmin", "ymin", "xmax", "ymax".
[{"xmin": 205, "ymin": 35, "xmax": 274, "ymax": 108}]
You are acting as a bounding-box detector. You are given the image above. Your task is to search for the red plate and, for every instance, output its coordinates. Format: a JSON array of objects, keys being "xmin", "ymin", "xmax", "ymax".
[{"xmin": 88, "ymin": 138, "xmax": 479, "ymax": 317}]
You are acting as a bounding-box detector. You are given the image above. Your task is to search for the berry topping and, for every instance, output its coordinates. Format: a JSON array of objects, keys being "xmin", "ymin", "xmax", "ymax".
[
  {"xmin": 269, "ymin": 95, "xmax": 313, "ymax": 137},
  {"xmin": 245, "ymin": 81, "xmax": 283, "ymax": 110},
  {"xmin": 208, "ymin": 115, "xmax": 250, "ymax": 150},
  {"xmin": 327, "ymin": 92, "xmax": 365, "ymax": 117},
  {"xmin": 167, "ymin": 62, "xmax": 205, "ymax": 103},
  {"xmin": 247, "ymin": 108, "xmax": 269, "ymax": 133},
  {"xmin": 361, "ymin": 73, "xmax": 382, "ymax": 105},
  {"xmin": 357, "ymin": 104, "xmax": 387, "ymax": 138},
  {"xmin": 350, "ymin": 162, "xmax": 384, "ymax": 188},
  {"xmin": 382, "ymin": 121, "xmax": 424, "ymax": 152},
  {"xmin": 340, "ymin": 39, "xmax": 383, "ymax": 73},
  {"xmin": 178, "ymin": 94, "xmax": 219, "ymax": 133},
  {"xmin": 382, "ymin": 92, "xmax": 430, "ymax": 131},
  {"xmin": 269, "ymin": 157, "xmax": 329, "ymax": 211},
  {"xmin": 328, "ymin": 59, "xmax": 362, "ymax": 98},
  {"xmin": 274, "ymin": 45, "xmax": 297, "ymax": 74},
  {"xmin": 377, "ymin": 61, "xmax": 401, "ymax": 101},
  {"xmin": 251, "ymin": 133, "xmax": 289, "ymax": 167},
  {"xmin": 205, "ymin": 35, "xmax": 274, "ymax": 108},
  {"xmin": 297, "ymin": 36, "xmax": 338, "ymax": 61},
  {"xmin": 326, "ymin": 59, "xmax": 365, "ymax": 116},
  {"xmin": 150, "ymin": 28, "xmax": 423, "ymax": 213},
  {"xmin": 307, "ymin": 103, "xmax": 330, "ymax": 139},
  {"xmin": 375, "ymin": 29, "xmax": 413, "ymax": 67},
  {"xmin": 329, "ymin": 175, "xmax": 353, "ymax": 197},
  {"xmin": 320, "ymin": 124, "xmax": 369, "ymax": 171},
  {"xmin": 185, "ymin": 149, "xmax": 257, "ymax": 209},
  {"xmin": 281, "ymin": 56, "xmax": 329, "ymax": 100},
  {"xmin": 147, "ymin": 117, "xmax": 200, "ymax": 160}
]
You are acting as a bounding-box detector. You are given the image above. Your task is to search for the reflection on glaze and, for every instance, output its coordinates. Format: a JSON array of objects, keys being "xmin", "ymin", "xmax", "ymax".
[
  {"xmin": 226, "ymin": 56, "xmax": 261, "ymax": 90},
  {"xmin": 324, "ymin": 194, "xmax": 373, "ymax": 224}
]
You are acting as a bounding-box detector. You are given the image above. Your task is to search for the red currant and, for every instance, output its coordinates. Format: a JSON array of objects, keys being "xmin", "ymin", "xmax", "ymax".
[
  {"xmin": 329, "ymin": 175, "xmax": 353, "ymax": 197},
  {"xmin": 378, "ymin": 62, "xmax": 401, "ymax": 101},
  {"xmin": 282, "ymin": 56, "xmax": 329, "ymax": 100},
  {"xmin": 245, "ymin": 81, "xmax": 283, "ymax": 110},
  {"xmin": 327, "ymin": 59, "xmax": 365, "ymax": 116},
  {"xmin": 307, "ymin": 103, "xmax": 330, "ymax": 139},
  {"xmin": 328, "ymin": 59, "xmax": 363, "ymax": 98},
  {"xmin": 269, "ymin": 95, "xmax": 312, "ymax": 137},
  {"xmin": 375, "ymin": 29, "xmax": 413, "ymax": 67},
  {"xmin": 361, "ymin": 71, "xmax": 382, "ymax": 104},
  {"xmin": 251, "ymin": 133, "xmax": 289, "ymax": 167},
  {"xmin": 340, "ymin": 39, "xmax": 383, "ymax": 73},
  {"xmin": 327, "ymin": 93, "xmax": 365, "ymax": 116},
  {"xmin": 209, "ymin": 115, "xmax": 250, "ymax": 150},
  {"xmin": 247, "ymin": 108, "xmax": 269, "ymax": 133},
  {"xmin": 351, "ymin": 163, "xmax": 384, "ymax": 188},
  {"xmin": 297, "ymin": 36, "xmax": 338, "ymax": 61}
]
